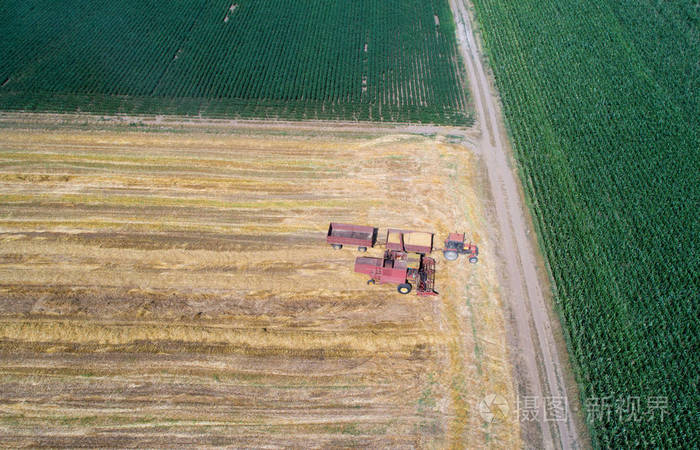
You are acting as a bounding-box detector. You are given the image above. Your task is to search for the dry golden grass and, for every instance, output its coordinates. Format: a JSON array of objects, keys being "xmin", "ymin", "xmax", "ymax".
[
  {"xmin": 0, "ymin": 125, "xmax": 520, "ymax": 448},
  {"xmin": 0, "ymin": 320, "xmax": 442, "ymax": 354}
]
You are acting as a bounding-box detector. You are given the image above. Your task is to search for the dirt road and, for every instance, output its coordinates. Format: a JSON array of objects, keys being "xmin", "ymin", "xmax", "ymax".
[{"xmin": 448, "ymin": 0, "xmax": 582, "ymax": 448}]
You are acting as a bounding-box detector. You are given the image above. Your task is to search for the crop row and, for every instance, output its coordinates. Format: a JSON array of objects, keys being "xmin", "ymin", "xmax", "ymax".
[
  {"xmin": 0, "ymin": 0, "xmax": 471, "ymax": 124},
  {"xmin": 471, "ymin": 0, "xmax": 698, "ymax": 447}
]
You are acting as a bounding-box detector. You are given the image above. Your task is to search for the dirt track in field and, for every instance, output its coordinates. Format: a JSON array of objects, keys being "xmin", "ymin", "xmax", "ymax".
[
  {"xmin": 0, "ymin": 126, "xmax": 520, "ymax": 447},
  {"xmin": 450, "ymin": 0, "xmax": 584, "ymax": 448}
]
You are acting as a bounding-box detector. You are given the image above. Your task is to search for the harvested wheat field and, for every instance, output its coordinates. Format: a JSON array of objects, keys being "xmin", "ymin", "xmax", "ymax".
[{"xmin": 0, "ymin": 122, "xmax": 519, "ymax": 447}]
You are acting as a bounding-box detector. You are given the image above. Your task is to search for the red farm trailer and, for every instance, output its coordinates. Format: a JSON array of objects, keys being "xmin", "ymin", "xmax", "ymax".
[
  {"xmin": 354, "ymin": 250, "xmax": 437, "ymax": 296},
  {"xmin": 327, "ymin": 222, "xmax": 377, "ymax": 252},
  {"xmin": 385, "ymin": 228, "xmax": 434, "ymax": 254}
]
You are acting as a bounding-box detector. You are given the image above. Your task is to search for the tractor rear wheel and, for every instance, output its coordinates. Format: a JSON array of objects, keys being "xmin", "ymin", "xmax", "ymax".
[
  {"xmin": 397, "ymin": 283, "xmax": 412, "ymax": 294},
  {"xmin": 358, "ymin": 246, "xmax": 367, "ymax": 252},
  {"xmin": 469, "ymin": 256, "xmax": 478, "ymax": 264},
  {"xmin": 443, "ymin": 250, "xmax": 459, "ymax": 261},
  {"xmin": 332, "ymin": 244, "xmax": 343, "ymax": 250}
]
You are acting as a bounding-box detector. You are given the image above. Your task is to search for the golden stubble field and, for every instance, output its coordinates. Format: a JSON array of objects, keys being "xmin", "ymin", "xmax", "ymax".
[{"xmin": 0, "ymin": 124, "xmax": 520, "ymax": 448}]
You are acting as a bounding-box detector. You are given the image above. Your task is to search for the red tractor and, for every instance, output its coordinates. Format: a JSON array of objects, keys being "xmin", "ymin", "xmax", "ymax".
[{"xmin": 442, "ymin": 233, "xmax": 479, "ymax": 263}]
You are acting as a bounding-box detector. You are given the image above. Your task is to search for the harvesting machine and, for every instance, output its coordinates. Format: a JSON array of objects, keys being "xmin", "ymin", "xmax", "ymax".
[
  {"xmin": 326, "ymin": 223, "xmax": 479, "ymax": 296},
  {"xmin": 355, "ymin": 251, "xmax": 436, "ymax": 296}
]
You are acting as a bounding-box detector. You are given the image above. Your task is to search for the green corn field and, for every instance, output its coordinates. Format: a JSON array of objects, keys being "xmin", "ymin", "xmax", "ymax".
[
  {"xmin": 0, "ymin": 0, "xmax": 471, "ymax": 125},
  {"xmin": 470, "ymin": 0, "xmax": 699, "ymax": 446}
]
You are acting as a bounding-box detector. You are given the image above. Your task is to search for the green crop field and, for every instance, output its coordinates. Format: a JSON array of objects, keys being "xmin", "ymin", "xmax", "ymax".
[
  {"xmin": 0, "ymin": 0, "xmax": 471, "ymax": 125},
  {"xmin": 470, "ymin": 0, "xmax": 698, "ymax": 446}
]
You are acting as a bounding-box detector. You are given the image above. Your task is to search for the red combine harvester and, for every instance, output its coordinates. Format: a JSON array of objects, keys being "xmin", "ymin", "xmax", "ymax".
[
  {"xmin": 326, "ymin": 223, "xmax": 478, "ymax": 296},
  {"xmin": 355, "ymin": 251, "xmax": 436, "ymax": 296}
]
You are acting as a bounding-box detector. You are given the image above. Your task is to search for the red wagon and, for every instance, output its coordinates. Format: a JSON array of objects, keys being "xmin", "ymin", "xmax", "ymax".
[
  {"xmin": 327, "ymin": 222, "xmax": 377, "ymax": 252},
  {"xmin": 385, "ymin": 228, "xmax": 434, "ymax": 254}
]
